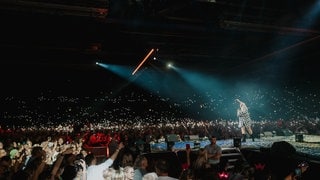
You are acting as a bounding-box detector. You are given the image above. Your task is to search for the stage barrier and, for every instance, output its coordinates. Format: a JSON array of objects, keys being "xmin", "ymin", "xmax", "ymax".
[{"xmin": 150, "ymin": 140, "xmax": 210, "ymax": 152}]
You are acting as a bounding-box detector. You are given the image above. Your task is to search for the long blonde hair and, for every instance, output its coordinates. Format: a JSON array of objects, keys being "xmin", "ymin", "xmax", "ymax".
[
  {"xmin": 103, "ymin": 167, "xmax": 125, "ymax": 180},
  {"xmin": 193, "ymin": 148, "xmax": 209, "ymax": 169}
]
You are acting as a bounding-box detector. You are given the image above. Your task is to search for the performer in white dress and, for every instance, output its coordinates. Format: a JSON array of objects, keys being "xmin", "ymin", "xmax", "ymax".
[{"xmin": 236, "ymin": 99, "xmax": 254, "ymax": 142}]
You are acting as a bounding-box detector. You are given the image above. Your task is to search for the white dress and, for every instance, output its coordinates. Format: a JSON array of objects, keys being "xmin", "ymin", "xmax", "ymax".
[{"xmin": 237, "ymin": 104, "xmax": 252, "ymax": 128}]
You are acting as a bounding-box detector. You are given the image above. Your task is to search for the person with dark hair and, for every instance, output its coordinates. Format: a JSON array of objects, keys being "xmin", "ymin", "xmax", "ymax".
[
  {"xmin": 121, "ymin": 151, "xmax": 134, "ymax": 167},
  {"xmin": 204, "ymin": 136, "xmax": 222, "ymax": 170},
  {"xmin": 60, "ymin": 153, "xmax": 77, "ymax": 180},
  {"xmin": 155, "ymin": 159, "xmax": 178, "ymax": 180},
  {"xmin": 22, "ymin": 146, "xmax": 43, "ymax": 170},
  {"xmin": 12, "ymin": 156, "xmax": 43, "ymax": 180},
  {"xmin": 0, "ymin": 155, "xmax": 12, "ymax": 180},
  {"xmin": 268, "ymin": 141, "xmax": 309, "ymax": 180},
  {"xmin": 235, "ymin": 99, "xmax": 254, "ymax": 142}
]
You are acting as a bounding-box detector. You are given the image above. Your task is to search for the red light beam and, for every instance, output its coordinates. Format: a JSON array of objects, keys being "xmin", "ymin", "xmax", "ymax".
[{"xmin": 132, "ymin": 48, "xmax": 154, "ymax": 75}]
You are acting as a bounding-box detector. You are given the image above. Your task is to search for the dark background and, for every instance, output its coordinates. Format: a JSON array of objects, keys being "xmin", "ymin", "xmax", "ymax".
[{"xmin": 1, "ymin": 0, "xmax": 320, "ymax": 94}]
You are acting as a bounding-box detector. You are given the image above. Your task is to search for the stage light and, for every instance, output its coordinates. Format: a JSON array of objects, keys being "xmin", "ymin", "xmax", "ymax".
[
  {"xmin": 97, "ymin": 63, "xmax": 109, "ymax": 69},
  {"xmin": 132, "ymin": 48, "xmax": 155, "ymax": 75},
  {"xmin": 218, "ymin": 171, "xmax": 229, "ymax": 179}
]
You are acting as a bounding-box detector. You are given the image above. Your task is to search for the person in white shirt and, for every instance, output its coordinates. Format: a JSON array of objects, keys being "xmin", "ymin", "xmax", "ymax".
[{"xmin": 85, "ymin": 142, "xmax": 124, "ymax": 180}]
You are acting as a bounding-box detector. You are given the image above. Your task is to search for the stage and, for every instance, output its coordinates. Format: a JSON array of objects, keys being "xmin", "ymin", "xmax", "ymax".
[
  {"xmin": 85, "ymin": 134, "xmax": 320, "ymax": 179},
  {"xmin": 150, "ymin": 134, "xmax": 320, "ymax": 158}
]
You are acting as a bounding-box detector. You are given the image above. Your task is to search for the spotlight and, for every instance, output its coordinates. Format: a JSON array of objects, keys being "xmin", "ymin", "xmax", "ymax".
[{"xmin": 167, "ymin": 63, "xmax": 173, "ymax": 68}]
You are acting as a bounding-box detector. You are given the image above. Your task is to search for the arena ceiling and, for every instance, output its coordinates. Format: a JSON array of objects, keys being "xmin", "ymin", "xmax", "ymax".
[{"xmin": 1, "ymin": 0, "xmax": 320, "ymax": 83}]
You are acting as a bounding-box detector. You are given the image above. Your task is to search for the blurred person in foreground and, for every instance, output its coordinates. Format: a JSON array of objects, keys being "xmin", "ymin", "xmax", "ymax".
[{"xmin": 268, "ymin": 141, "xmax": 309, "ymax": 180}]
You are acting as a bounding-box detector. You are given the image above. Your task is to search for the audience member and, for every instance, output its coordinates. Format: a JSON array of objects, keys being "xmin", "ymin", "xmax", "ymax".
[
  {"xmin": 0, "ymin": 156, "xmax": 11, "ymax": 180},
  {"xmin": 142, "ymin": 172, "xmax": 158, "ymax": 180},
  {"xmin": 179, "ymin": 169, "xmax": 194, "ymax": 180},
  {"xmin": 268, "ymin": 141, "xmax": 309, "ymax": 180},
  {"xmin": 73, "ymin": 159, "xmax": 87, "ymax": 180},
  {"xmin": 120, "ymin": 150, "xmax": 134, "ymax": 167},
  {"xmin": 154, "ymin": 159, "xmax": 178, "ymax": 180},
  {"xmin": 123, "ymin": 166, "xmax": 134, "ymax": 180},
  {"xmin": 204, "ymin": 136, "xmax": 222, "ymax": 169},
  {"xmin": 102, "ymin": 167, "xmax": 116, "ymax": 180},
  {"xmin": 192, "ymin": 148, "xmax": 211, "ymax": 179},
  {"xmin": 133, "ymin": 154, "xmax": 149, "ymax": 180},
  {"xmin": 60, "ymin": 153, "xmax": 77, "ymax": 180},
  {"xmin": 86, "ymin": 142, "xmax": 124, "ymax": 180}
]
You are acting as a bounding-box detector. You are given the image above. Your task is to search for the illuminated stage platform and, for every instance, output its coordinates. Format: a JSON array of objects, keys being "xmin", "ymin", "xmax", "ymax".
[
  {"xmin": 150, "ymin": 134, "xmax": 320, "ymax": 158},
  {"xmin": 86, "ymin": 135, "xmax": 320, "ymax": 179}
]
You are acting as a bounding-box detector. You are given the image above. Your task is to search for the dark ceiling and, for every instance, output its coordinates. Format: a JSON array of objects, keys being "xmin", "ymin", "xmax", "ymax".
[{"xmin": 1, "ymin": 0, "xmax": 320, "ymax": 85}]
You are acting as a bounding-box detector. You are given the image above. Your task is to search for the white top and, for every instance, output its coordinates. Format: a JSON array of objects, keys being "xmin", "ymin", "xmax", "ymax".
[
  {"xmin": 156, "ymin": 176, "xmax": 178, "ymax": 180},
  {"xmin": 86, "ymin": 158, "xmax": 114, "ymax": 180}
]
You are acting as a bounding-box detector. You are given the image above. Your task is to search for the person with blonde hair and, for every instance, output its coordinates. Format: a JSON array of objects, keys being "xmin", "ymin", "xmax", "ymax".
[
  {"xmin": 123, "ymin": 166, "xmax": 134, "ymax": 180},
  {"xmin": 103, "ymin": 167, "xmax": 116, "ymax": 180},
  {"xmin": 193, "ymin": 148, "xmax": 210, "ymax": 170},
  {"xmin": 142, "ymin": 172, "xmax": 158, "ymax": 180},
  {"xmin": 236, "ymin": 99, "xmax": 254, "ymax": 142},
  {"xmin": 192, "ymin": 148, "xmax": 211, "ymax": 180}
]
